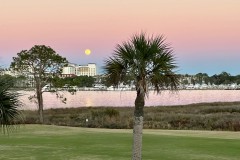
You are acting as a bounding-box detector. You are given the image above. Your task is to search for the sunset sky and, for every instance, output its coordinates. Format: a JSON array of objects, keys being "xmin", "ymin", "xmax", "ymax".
[{"xmin": 0, "ymin": 0, "xmax": 239, "ymax": 75}]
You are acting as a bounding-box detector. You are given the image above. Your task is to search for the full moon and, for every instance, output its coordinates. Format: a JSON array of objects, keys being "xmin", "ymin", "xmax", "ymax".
[{"xmin": 85, "ymin": 49, "xmax": 91, "ymax": 55}]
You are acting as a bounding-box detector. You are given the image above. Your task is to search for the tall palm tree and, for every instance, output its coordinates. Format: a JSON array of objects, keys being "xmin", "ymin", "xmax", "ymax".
[
  {"xmin": 0, "ymin": 76, "xmax": 22, "ymax": 133},
  {"xmin": 104, "ymin": 33, "xmax": 179, "ymax": 160}
]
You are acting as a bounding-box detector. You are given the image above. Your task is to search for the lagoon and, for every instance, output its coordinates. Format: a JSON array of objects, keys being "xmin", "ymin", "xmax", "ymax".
[{"xmin": 19, "ymin": 90, "xmax": 240, "ymax": 110}]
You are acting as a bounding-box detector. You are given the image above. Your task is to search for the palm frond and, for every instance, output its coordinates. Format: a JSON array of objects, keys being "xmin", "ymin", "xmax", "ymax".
[
  {"xmin": 104, "ymin": 57, "xmax": 127, "ymax": 86},
  {"xmin": 104, "ymin": 32, "xmax": 179, "ymax": 96},
  {"xmin": 0, "ymin": 77, "xmax": 22, "ymax": 134}
]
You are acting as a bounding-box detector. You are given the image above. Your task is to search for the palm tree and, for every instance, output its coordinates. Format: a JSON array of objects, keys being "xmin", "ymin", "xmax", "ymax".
[
  {"xmin": 104, "ymin": 33, "xmax": 179, "ymax": 160},
  {"xmin": 0, "ymin": 76, "xmax": 22, "ymax": 133}
]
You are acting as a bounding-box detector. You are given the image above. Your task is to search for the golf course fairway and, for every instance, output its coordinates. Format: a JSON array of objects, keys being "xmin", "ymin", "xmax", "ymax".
[{"xmin": 1, "ymin": 125, "xmax": 240, "ymax": 160}]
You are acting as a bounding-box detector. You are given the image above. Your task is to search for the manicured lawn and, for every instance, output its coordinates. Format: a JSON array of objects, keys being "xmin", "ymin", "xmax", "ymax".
[{"xmin": 1, "ymin": 125, "xmax": 240, "ymax": 160}]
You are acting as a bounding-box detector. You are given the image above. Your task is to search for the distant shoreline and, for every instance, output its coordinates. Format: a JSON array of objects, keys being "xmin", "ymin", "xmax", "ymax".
[
  {"xmin": 20, "ymin": 101, "xmax": 240, "ymax": 111},
  {"xmin": 11, "ymin": 87, "xmax": 240, "ymax": 91}
]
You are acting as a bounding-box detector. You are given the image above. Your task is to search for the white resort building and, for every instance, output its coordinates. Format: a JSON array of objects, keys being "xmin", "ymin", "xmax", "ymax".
[
  {"xmin": 61, "ymin": 63, "xmax": 97, "ymax": 77},
  {"xmin": 61, "ymin": 63, "xmax": 77, "ymax": 77},
  {"xmin": 77, "ymin": 63, "xmax": 96, "ymax": 76},
  {"xmin": 0, "ymin": 68, "xmax": 19, "ymax": 77}
]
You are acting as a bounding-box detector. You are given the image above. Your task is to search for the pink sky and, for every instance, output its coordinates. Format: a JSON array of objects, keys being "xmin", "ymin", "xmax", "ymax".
[{"xmin": 0, "ymin": 0, "xmax": 240, "ymax": 75}]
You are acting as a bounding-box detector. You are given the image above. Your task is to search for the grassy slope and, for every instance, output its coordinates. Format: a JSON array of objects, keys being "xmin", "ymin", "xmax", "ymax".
[{"xmin": 1, "ymin": 125, "xmax": 240, "ymax": 160}]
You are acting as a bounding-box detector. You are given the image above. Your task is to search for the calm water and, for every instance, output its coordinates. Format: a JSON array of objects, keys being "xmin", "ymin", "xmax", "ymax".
[{"xmin": 19, "ymin": 90, "xmax": 240, "ymax": 110}]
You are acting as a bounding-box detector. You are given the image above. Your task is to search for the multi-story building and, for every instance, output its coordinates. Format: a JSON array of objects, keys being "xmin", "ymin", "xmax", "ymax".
[
  {"xmin": 0, "ymin": 68, "xmax": 19, "ymax": 77},
  {"xmin": 61, "ymin": 63, "xmax": 97, "ymax": 77},
  {"xmin": 76, "ymin": 63, "xmax": 97, "ymax": 76},
  {"xmin": 61, "ymin": 63, "xmax": 78, "ymax": 78},
  {"xmin": 0, "ymin": 68, "xmax": 34, "ymax": 87}
]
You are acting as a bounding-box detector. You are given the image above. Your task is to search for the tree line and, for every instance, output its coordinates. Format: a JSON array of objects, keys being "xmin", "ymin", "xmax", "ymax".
[
  {"xmin": 182, "ymin": 72, "xmax": 240, "ymax": 85},
  {"xmin": 0, "ymin": 72, "xmax": 95, "ymax": 88},
  {"xmin": 49, "ymin": 76, "xmax": 95, "ymax": 88},
  {"xmin": 1, "ymin": 71, "xmax": 240, "ymax": 89}
]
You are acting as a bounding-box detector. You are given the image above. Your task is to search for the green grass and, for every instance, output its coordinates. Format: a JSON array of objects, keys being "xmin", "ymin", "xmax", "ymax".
[{"xmin": 1, "ymin": 125, "xmax": 240, "ymax": 160}]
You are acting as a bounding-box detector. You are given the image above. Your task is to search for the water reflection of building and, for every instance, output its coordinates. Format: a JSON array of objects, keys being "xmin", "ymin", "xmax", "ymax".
[{"xmin": 85, "ymin": 97, "xmax": 94, "ymax": 106}]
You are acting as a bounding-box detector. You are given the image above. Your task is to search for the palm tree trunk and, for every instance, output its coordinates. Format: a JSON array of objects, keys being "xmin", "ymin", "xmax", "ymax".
[{"xmin": 132, "ymin": 89, "xmax": 145, "ymax": 160}]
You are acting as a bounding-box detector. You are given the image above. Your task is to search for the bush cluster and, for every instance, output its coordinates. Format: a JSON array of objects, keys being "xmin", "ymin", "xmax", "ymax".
[{"xmin": 19, "ymin": 102, "xmax": 240, "ymax": 131}]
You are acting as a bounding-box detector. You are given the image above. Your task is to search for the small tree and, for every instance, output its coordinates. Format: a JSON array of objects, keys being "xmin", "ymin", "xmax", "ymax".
[
  {"xmin": 104, "ymin": 33, "xmax": 179, "ymax": 160},
  {"xmin": 11, "ymin": 45, "xmax": 68, "ymax": 123}
]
